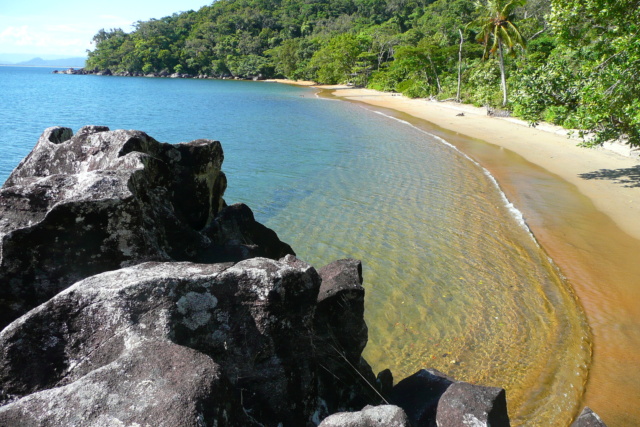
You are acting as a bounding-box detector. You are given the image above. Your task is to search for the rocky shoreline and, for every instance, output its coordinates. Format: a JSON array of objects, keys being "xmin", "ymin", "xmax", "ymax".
[
  {"xmin": 0, "ymin": 127, "xmax": 604, "ymax": 426},
  {"xmin": 53, "ymin": 67, "xmax": 262, "ymax": 80}
]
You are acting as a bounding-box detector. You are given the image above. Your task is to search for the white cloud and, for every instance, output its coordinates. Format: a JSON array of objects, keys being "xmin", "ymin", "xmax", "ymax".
[
  {"xmin": 0, "ymin": 23, "xmax": 92, "ymax": 55},
  {"xmin": 0, "ymin": 15, "xmax": 127, "ymax": 57},
  {"xmin": 0, "ymin": 26, "xmax": 34, "ymax": 46},
  {"xmin": 97, "ymin": 15, "xmax": 137, "ymax": 30}
]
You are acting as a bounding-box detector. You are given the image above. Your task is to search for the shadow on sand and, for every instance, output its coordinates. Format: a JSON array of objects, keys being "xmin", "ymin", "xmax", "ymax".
[{"xmin": 579, "ymin": 165, "xmax": 640, "ymax": 188}]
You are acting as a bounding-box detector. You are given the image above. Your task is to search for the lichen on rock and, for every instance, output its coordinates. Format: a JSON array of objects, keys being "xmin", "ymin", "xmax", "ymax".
[{"xmin": 0, "ymin": 126, "xmax": 293, "ymax": 329}]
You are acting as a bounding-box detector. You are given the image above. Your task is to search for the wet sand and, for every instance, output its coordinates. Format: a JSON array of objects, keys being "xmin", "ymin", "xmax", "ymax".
[{"xmin": 316, "ymin": 87, "xmax": 640, "ymax": 425}]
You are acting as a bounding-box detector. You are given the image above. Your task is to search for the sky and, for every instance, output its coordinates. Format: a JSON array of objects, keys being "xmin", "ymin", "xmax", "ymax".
[{"xmin": 0, "ymin": 0, "xmax": 212, "ymax": 62}]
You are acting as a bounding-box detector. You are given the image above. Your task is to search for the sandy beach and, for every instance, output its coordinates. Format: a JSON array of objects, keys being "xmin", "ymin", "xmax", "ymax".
[
  {"xmin": 328, "ymin": 87, "xmax": 640, "ymax": 240},
  {"xmin": 288, "ymin": 84, "xmax": 640, "ymax": 426}
]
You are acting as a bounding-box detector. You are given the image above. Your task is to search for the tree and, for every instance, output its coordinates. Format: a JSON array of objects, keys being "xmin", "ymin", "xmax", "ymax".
[
  {"xmin": 468, "ymin": 0, "xmax": 527, "ymax": 106},
  {"xmin": 308, "ymin": 34, "xmax": 366, "ymax": 84},
  {"xmin": 549, "ymin": 0, "xmax": 640, "ymax": 146}
]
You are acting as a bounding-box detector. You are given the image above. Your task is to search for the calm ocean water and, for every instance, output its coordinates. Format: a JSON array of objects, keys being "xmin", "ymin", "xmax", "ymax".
[{"xmin": 0, "ymin": 66, "xmax": 591, "ymax": 425}]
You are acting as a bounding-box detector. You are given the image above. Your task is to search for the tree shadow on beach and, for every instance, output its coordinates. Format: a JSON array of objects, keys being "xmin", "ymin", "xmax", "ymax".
[{"xmin": 579, "ymin": 165, "xmax": 640, "ymax": 188}]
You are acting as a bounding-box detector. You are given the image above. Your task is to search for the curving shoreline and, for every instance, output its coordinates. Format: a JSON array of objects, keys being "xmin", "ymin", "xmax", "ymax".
[
  {"xmin": 323, "ymin": 87, "xmax": 640, "ymax": 241},
  {"xmin": 302, "ymin": 84, "xmax": 640, "ymax": 426}
]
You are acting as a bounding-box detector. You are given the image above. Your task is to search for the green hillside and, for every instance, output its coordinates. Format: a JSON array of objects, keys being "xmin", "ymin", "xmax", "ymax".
[{"xmin": 86, "ymin": 0, "xmax": 640, "ymax": 147}]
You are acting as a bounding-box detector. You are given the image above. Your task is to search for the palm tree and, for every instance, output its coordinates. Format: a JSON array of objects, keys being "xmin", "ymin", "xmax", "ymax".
[{"xmin": 468, "ymin": 0, "xmax": 527, "ymax": 106}]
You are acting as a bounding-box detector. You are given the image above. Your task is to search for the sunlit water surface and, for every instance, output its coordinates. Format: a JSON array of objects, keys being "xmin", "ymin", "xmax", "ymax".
[{"xmin": 0, "ymin": 67, "xmax": 591, "ymax": 425}]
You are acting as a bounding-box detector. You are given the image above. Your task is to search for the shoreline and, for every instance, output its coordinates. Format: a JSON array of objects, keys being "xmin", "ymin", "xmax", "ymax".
[
  {"xmin": 323, "ymin": 86, "xmax": 640, "ymax": 241},
  {"xmin": 283, "ymin": 82, "xmax": 640, "ymax": 426}
]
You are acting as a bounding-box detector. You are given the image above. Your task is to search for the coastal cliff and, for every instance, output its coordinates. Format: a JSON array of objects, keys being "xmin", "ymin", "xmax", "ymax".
[{"xmin": 0, "ymin": 127, "xmax": 603, "ymax": 426}]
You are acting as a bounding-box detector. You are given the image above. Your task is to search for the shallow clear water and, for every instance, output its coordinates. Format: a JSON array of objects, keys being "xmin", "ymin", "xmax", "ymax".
[{"xmin": 0, "ymin": 67, "xmax": 591, "ymax": 425}]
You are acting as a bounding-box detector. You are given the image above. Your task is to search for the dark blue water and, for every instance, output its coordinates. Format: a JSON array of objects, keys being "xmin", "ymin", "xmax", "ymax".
[{"xmin": 0, "ymin": 66, "xmax": 591, "ymax": 425}]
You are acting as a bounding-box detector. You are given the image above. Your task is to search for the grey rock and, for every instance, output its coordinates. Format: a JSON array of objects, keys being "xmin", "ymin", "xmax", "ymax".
[
  {"xmin": 571, "ymin": 407, "xmax": 608, "ymax": 427},
  {"xmin": 314, "ymin": 259, "xmax": 380, "ymax": 417},
  {"xmin": 316, "ymin": 259, "xmax": 367, "ymax": 360},
  {"xmin": 319, "ymin": 405, "xmax": 412, "ymax": 427},
  {"xmin": 390, "ymin": 369, "xmax": 455, "ymax": 426},
  {"xmin": 0, "ymin": 257, "xmax": 321, "ymax": 426},
  {"xmin": 0, "ymin": 341, "xmax": 240, "ymax": 427},
  {"xmin": 435, "ymin": 381, "xmax": 510, "ymax": 427},
  {"xmin": 376, "ymin": 368, "xmax": 394, "ymax": 398},
  {"xmin": 0, "ymin": 126, "xmax": 293, "ymax": 329}
]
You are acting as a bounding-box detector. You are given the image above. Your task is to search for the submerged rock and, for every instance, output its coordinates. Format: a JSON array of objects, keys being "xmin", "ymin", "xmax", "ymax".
[
  {"xmin": 0, "ymin": 126, "xmax": 293, "ymax": 329},
  {"xmin": 571, "ymin": 407, "xmax": 608, "ymax": 427}
]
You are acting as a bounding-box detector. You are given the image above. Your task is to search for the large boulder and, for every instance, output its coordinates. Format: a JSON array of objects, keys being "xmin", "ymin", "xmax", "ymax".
[
  {"xmin": 0, "ymin": 257, "xmax": 321, "ymax": 426},
  {"xmin": 389, "ymin": 369, "xmax": 510, "ymax": 427},
  {"xmin": 390, "ymin": 369, "xmax": 455, "ymax": 426},
  {"xmin": 0, "ymin": 126, "xmax": 293, "ymax": 329}
]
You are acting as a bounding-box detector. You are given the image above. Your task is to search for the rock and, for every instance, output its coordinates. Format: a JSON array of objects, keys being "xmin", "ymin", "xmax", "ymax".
[
  {"xmin": 390, "ymin": 369, "xmax": 454, "ymax": 426},
  {"xmin": 389, "ymin": 369, "xmax": 511, "ymax": 427},
  {"xmin": 0, "ymin": 126, "xmax": 293, "ymax": 329},
  {"xmin": 0, "ymin": 257, "xmax": 321, "ymax": 426},
  {"xmin": 571, "ymin": 407, "xmax": 608, "ymax": 427},
  {"xmin": 316, "ymin": 259, "xmax": 367, "ymax": 360},
  {"xmin": 318, "ymin": 405, "xmax": 411, "ymax": 427},
  {"xmin": 436, "ymin": 381, "xmax": 510, "ymax": 427},
  {"xmin": 204, "ymin": 203, "xmax": 294, "ymax": 262},
  {"xmin": 376, "ymin": 369, "xmax": 394, "ymax": 398},
  {"xmin": 0, "ymin": 341, "xmax": 244, "ymax": 427},
  {"xmin": 314, "ymin": 259, "xmax": 381, "ymax": 417}
]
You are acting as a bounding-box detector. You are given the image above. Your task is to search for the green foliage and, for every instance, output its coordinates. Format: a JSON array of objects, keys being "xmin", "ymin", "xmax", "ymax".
[
  {"xmin": 467, "ymin": 0, "xmax": 527, "ymax": 105},
  {"xmin": 84, "ymin": 0, "xmax": 640, "ymax": 147},
  {"xmin": 547, "ymin": 0, "xmax": 640, "ymax": 146},
  {"xmin": 465, "ymin": 58, "xmax": 502, "ymax": 106},
  {"xmin": 308, "ymin": 33, "xmax": 367, "ymax": 84}
]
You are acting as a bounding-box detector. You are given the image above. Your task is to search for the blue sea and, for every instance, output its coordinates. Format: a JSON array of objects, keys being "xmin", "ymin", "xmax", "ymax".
[{"xmin": 0, "ymin": 66, "xmax": 590, "ymax": 425}]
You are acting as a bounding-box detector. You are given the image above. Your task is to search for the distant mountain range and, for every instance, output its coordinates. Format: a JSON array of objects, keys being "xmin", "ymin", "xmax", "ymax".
[{"xmin": 3, "ymin": 57, "xmax": 86, "ymax": 68}]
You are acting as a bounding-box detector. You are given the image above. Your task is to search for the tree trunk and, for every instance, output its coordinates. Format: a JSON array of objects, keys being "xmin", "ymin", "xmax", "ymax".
[
  {"xmin": 457, "ymin": 29, "xmax": 463, "ymax": 102},
  {"xmin": 427, "ymin": 54, "xmax": 442, "ymax": 93},
  {"xmin": 498, "ymin": 38, "xmax": 508, "ymax": 106}
]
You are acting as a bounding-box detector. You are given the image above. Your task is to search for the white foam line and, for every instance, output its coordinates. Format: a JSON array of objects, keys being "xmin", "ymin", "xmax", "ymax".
[{"xmin": 369, "ymin": 109, "xmax": 539, "ymax": 246}]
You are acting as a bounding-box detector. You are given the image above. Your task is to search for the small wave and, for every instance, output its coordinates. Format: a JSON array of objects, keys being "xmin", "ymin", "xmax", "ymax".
[{"xmin": 369, "ymin": 109, "xmax": 538, "ymax": 245}]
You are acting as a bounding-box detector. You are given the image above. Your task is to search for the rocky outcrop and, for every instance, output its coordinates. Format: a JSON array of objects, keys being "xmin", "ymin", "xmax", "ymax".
[
  {"xmin": 0, "ymin": 126, "xmax": 293, "ymax": 329},
  {"xmin": 0, "ymin": 258, "xmax": 318, "ymax": 425},
  {"xmin": 53, "ymin": 68, "xmax": 225, "ymax": 79}
]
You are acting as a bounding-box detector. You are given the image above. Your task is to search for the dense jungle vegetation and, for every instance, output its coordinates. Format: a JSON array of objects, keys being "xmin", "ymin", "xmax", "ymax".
[{"xmin": 86, "ymin": 0, "xmax": 640, "ymax": 147}]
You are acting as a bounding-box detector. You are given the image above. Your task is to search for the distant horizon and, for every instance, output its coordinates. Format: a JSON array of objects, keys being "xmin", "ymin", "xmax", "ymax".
[{"xmin": 0, "ymin": 53, "xmax": 87, "ymax": 64}]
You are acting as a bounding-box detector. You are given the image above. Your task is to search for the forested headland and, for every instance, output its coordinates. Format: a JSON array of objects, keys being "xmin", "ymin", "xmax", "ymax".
[{"xmin": 86, "ymin": 0, "xmax": 640, "ymax": 147}]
